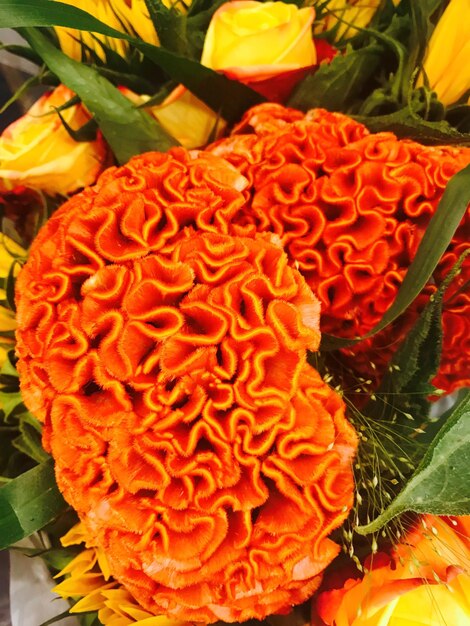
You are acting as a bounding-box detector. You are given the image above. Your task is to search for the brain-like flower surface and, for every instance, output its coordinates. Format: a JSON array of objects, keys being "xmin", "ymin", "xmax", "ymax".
[
  {"xmin": 15, "ymin": 149, "xmax": 358, "ymax": 623},
  {"xmin": 208, "ymin": 104, "xmax": 470, "ymax": 393}
]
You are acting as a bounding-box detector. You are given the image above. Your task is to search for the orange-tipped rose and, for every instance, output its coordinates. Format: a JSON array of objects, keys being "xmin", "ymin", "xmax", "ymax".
[
  {"xmin": 0, "ymin": 85, "xmax": 107, "ymax": 196},
  {"xmin": 15, "ymin": 148, "xmax": 357, "ymax": 623},
  {"xmin": 315, "ymin": 515, "xmax": 470, "ymax": 626},
  {"xmin": 201, "ymin": 1, "xmax": 317, "ymax": 101}
]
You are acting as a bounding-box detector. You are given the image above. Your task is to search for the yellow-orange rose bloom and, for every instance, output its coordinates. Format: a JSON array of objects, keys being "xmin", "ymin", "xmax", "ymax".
[
  {"xmin": 315, "ymin": 515, "xmax": 470, "ymax": 626},
  {"xmin": 201, "ymin": 1, "xmax": 316, "ymax": 83},
  {"xmin": 0, "ymin": 85, "xmax": 107, "ymax": 196}
]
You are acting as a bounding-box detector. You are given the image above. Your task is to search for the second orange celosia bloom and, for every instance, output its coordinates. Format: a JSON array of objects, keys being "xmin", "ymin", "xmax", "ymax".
[
  {"xmin": 15, "ymin": 149, "xmax": 358, "ymax": 623},
  {"xmin": 208, "ymin": 103, "xmax": 470, "ymax": 395}
]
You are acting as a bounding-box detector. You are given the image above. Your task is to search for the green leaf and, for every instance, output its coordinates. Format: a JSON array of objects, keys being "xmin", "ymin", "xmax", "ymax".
[
  {"xmin": 5, "ymin": 259, "xmax": 21, "ymax": 313},
  {"xmin": 13, "ymin": 420, "xmax": 49, "ymax": 464},
  {"xmin": 364, "ymin": 251, "xmax": 469, "ymax": 424},
  {"xmin": 355, "ymin": 105, "xmax": 470, "ymax": 145},
  {"xmin": 0, "ymin": 458, "xmax": 67, "ymax": 549},
  {"xmin": 55, "ymin": 109, "xmax": 98, "ymax": 142},
  {"xmin": 0, "ymin": 390, "xmax": 24, "ymax": 419},
  {"xmin": 1, "ymin": 350, "xmax": 19, "ymax": 379},
  {"xmin": 288, "ymin": 43, "xmax": 382, "ymax": 112},
  {"xmin": 0, "ymin": 68, "xmax": 55, "ymax": 115},
  {"xmin": 401, "ymin": 0, "xmax": 442, "ymax": 95},
  {"xmin": 356, "ymin": 390, "xmax": 470, "ymax": 534},
  {"xmin": 0, "ymin": 0, "xmax": 264, "ymax": 124},
  {"xmin": 0, "ymin": 42, "xmax": 42, "ymax": 64},
  {"xmin": 145, "ymin": 0, "xmax": 189, "ymax": 57},
  {"xmin": 19, "ymin": 27, "xmax": 179, "ymax": 163},
  {"xmin": 321, "ymin": 162, "xmax": 470, "ymax": 350}
]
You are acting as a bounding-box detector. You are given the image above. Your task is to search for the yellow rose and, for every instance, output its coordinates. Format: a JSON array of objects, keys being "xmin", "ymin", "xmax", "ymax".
[
  {"xmin": 201, "ymin": 1, "xmax": 316, "ymax": 85},
  {"xmin": 0, "ymin": 85, "xmax": 108, "ymax": 196},
  {"xmin": 421, "ymin": 0, "xmax": 470, "ymax": 105},
  {"xmin": 119, "ymin": 86, "xmax": 225, "ymax": 149},
  {"xmin": 150, "ymin": 85, "xmax": 226, "ymax": 149},
  {"xmin": 314, "ymin": 515, "xmax": 470, "ymax": 626}
]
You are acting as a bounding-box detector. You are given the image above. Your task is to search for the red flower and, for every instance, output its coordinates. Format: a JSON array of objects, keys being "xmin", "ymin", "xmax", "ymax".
[{"xmin": 15, "ymin": 149, "xmax": 357, "ymax": 623}]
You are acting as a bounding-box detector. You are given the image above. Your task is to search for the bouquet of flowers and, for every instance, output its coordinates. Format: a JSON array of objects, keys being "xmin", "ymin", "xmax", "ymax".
[{"xmin": 0, "ymin": 1, "xmax": 469, "ymax": 625}]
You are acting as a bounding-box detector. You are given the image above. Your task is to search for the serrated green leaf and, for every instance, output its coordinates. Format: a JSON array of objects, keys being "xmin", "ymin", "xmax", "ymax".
[
  {"xmin": 356, "ymin": 390, "xmax": 470, "ymax": 534},
  {"xmin": 321, "ymin": 162, "xmax": 470, "ymax": 350},
  {"xmin": 0, "ymin": 458, "xmax": 67, "ymax": 549},
  {"xmin": 288, "ymin": 44, "xmax": 382, "ymax": 112},
  {"xmin": 0, "ymin": 0, "xmax": 265, "ymax": 124},
  {"xmin": 19, "ymin": 27, "xmax": 179, "ymax": 163},
  {"xmin": 356, "ymin": 105, "xmax": 470, "ymax": 144},
  {"xmin": 364, "ymin": 251, "xmax": 469, "ymax": 424}
]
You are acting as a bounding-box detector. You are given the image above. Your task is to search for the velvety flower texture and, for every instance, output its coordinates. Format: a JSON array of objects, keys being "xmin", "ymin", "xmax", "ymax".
[
  {"xmin": 15, "ymin": 149, "xmax": 358, "ymax": 623},
  {"xmin": 208, "ymin": 104, "xmax": 470, "ymax": 393}
]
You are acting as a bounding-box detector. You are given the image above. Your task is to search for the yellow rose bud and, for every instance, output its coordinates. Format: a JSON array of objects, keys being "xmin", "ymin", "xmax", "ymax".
[
  {"xmin": 0, "ymin": 85, "xmax": 108, "ymax": 196},
  {"xmin": 315, "ymin": 515, "xmax": 470, "ymax": 626},
  {"xmin": 150, "ymin": 85, "xmax": 226, "ymax": 149},
  {"xmin": 201, "ymin": 1, "xmax": 316, "ymax": 82},
  {"xmin": 119, "ymin": 86, "xmax": 225, "ymax": 149},
  {"xmin": 421, "ymin": 0, "xmax": 470, "ymax": 105}
]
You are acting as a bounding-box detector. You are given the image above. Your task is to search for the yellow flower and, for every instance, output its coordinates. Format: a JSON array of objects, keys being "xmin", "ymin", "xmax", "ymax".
[
  {"xmin": 421, "ymin": 0, "xmax": 470, "ymax": 105},
  {"xmin": 54, "ymin": 523, "xmax": 195, "ymax": 626},
  {"xmin": 319, "ymin": 0, "xmax": 382, "ymax": 40},
  {"xmin": 54, "ymin": 0, "xmax": 191, "ymax": 61},
  {"xmin": 315, "ymin": 515, "xmax": 470, "ymax": 626},
  {"xmin": 119, "ymin": 86, "xmax": 225, "ymax": 149},
  {"xmin": 149, "ymin": 85, "xmax": 226, "ymax": 149},
  {"xmin": 201, "ymin": 1, "xmax": 316, "ymax": 82},
  {"xmin": 0, "ymin": 85, "xmax": 107, "ymax": 196}
]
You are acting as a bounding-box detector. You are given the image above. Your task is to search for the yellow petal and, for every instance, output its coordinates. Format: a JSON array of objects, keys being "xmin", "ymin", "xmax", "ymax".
[{"xmin": 150, "ymin": 86, "xmax": 226, "ymax": 149}]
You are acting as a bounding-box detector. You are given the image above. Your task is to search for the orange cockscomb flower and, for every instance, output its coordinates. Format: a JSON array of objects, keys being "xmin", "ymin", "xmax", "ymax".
[
  {"xmin": 15, "ymin": 149, "xmax": 357, "ymax": 623},
  {"xmin": 208, "ymin": 104, "xmax": 470, "ymax": 394}
]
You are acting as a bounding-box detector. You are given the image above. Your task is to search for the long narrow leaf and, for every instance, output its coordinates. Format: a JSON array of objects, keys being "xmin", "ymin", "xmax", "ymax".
[
  {"xmin": 321, "ymin": 162, "xmax": 470, "ymax": 349},
  {"xmin": 0, "ymin": 458, "xmax": 67, "ymax": 549},
  {"xmin": 20, "ymin": 28, "xmax": 178, "ymax": 163},
  {"xmin": 0, "ymin": 0, "xmax": 264, "ymax": 123}
]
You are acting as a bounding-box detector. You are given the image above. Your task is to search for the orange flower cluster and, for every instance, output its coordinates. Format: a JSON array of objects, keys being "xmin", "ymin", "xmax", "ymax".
[
  {"xmin": 15, "ymin": 149, "xmax": 358, "ymax": 623},
  {"xmin": 208, "ymin": 104, "xmax": 470, "ymax": 393}
]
